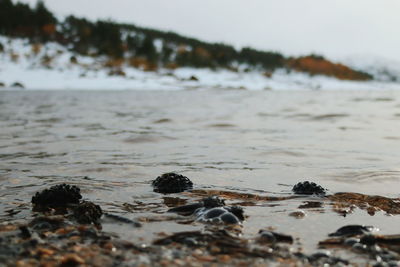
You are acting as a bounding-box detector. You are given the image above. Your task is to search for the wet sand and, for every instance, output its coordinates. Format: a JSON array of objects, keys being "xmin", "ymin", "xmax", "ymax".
[{"xmin": 1, "ymin": 89, "xmax": 400, "ymax": 265}]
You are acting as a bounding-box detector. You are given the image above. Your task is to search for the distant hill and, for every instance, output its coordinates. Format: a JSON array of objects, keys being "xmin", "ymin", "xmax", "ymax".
[{"xmin": 0, "ymin": 0, "xmax": 372, "ymax": 81}]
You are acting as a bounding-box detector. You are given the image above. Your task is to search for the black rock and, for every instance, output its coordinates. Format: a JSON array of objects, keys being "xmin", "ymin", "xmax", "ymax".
[
  {"xmin": 202, "ymin": 208, "xmax": 226, "ymax": 219},
  {"xmin": 73, "ymin": 201, "xmax": 103, "ymax": 224},
  {"xmin": 360, "ymin": 234, "xmax": 377, "ymax": 245},
  {"xmin": 19, "ymin": 226, "xmax": 31, "ymax": 239},
  {"xmin": 329, "ymin": 225, "xmax": 373, "ymax": 237},
  {"xmin": 29, "ymin": 216, "xmax": 66, "ymax": 231},
  {"xmin": 152, "ymin": 173, "xmax": 193, "ymax": 193},
  {"xmin": 203, "ymin": 196, "xmax": 225, "ymax": 208},
  {"xmin": 11, "ymin": 82, "xmax": 24, "ymax": 88},
  {"xmin": 168, "ymin": 196, "xmax": 225, "ymax": 214},
  {"xmin": 103, "ymin": 213, "xmax": 142, "ymax": 227},
  {"xmin": 292, "ymin": 181, "xmax": 326, "ymax": 195},
  {"xmin": 219, "ymin": 213, "xmax": 240, "ymax": 224},
  {"xmin": 258, "ymin": 230, "xmax": 294, "ymax": 244},
  {"xmin": 31, "ymin": 184, "xmax": 82, "ymax": 209},
  {"xmin": 168, "ymin": 196, "xmax": 244, "ymax": 225},
  {"xmin": 167, "ymin": 203, "xmax": 203, "ymax": 215},
  {"xmin": 226, "ymin": 206, "xmax": 244, "ymax": 221}
]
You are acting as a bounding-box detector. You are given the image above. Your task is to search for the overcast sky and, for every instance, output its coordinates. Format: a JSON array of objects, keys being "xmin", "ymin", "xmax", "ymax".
[{"xmin": 19, "ymin": 0, "xmax": 400, "ymax": 61}]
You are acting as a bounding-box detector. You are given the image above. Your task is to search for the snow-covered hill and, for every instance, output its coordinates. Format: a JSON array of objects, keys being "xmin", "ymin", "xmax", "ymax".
[{"xmin": 1, "ymin": 36, "xmax": 399, "ymax": 90}]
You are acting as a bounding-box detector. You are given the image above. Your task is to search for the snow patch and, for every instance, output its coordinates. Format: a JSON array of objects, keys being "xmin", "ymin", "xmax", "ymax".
[{"xmin": 0, "ymin": 36, "xmax": 399, "ymax": 91}]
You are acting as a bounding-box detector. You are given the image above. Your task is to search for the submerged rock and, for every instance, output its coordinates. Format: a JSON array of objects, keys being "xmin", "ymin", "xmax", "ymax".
[
  {"xmin": 31, "ymin": 184, "xmax": 82, "ymax": 209},
  {"xmin": 257, "ymin": 230, "xmax": 294, "ymax": 244},
  {"xmin": 292, "ymin": 181, "xmax": 326, "ymax": 195},
  {"xmin": 152, "ymin": 172, "xmax": 193, "ymax": 193},
  {"xmin": 329, "ymin": 225, "xmax": 374, "ymax": 237},
  {"xmin": 169, "ymin": 196, "xmax": 244, "ymax": 225}
]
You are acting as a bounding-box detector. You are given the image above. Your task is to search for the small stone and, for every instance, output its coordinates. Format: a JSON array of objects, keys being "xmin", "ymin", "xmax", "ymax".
[
  {"xmin": 289, "ymin": 210, "xmax": 306, "ymax": 218},
  {"xmin": 11, "ymin": 82, "xmax": 24, "ymax": 88},
  {"xmin": 360, "ymin": 234, "xmax": 376, "ymax": 245},
  {"xmin": 19, "ymin": 226, "xmax": 31, "ymax": 239},
  {"xmin": 257, "ymin": 230, "xmax": 277, "ymax": 244},
  {"xmin": 344, "ymin": 238, "xmax": 360, "ymax": 246},
  {"xmin": 60, "ymin": 254, "xmax": 85, "ymax": 266},
  {"xmin": 352, "ymin": 242, "xmax": 367, "ymax": 252}
]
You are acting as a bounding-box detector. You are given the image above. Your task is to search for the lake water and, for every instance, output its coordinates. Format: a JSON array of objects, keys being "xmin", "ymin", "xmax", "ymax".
[{"xmin": 1, "ymin": 89, "xmax": 400, "ymax": 253}]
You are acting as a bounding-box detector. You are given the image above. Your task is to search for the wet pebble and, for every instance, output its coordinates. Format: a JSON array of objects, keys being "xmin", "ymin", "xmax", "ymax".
[
  {"xmin": 257, "ymin": 230, "xmax": 293, "ymax": 244},
  {"xmin": 257, "ymin": 231, "xmax": 277, "ymax": 244},
  {"xmin": 360, "ymin": 234, "xmax": 377, "ymax": 245},
  {"xmin": 344, "ymin": 237, "xmax": 360, "ymax": 246},
  {"xmin": 289, "ymin": 210, "xmax": 306, "ymax": 218}
]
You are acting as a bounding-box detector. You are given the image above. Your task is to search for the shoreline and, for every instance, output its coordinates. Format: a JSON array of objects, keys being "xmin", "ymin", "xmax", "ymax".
[{"xmin": 3, "ymin": 182, "xmax": 400, "ymax": 266}]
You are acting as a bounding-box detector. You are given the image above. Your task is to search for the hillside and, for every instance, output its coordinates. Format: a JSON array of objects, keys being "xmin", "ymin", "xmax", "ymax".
[{"xmin": 1, "ymin": 0, "xmax": 399, "ymax": 90}]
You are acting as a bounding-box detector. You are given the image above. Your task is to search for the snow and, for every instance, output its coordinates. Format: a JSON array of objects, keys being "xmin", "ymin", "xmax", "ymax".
[
  {"xmin": 0, "ymin": 36, "xmax": 399, "ymax": 91},
  {"xmin": 342, "ymin": 54, "xmax": 400, "ymax": 83}
]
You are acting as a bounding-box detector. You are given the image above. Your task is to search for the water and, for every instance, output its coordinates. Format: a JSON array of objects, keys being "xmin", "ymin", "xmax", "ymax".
[{"xmin": 1, "ymin": 89, "xmax": 400, "ymax": 252}]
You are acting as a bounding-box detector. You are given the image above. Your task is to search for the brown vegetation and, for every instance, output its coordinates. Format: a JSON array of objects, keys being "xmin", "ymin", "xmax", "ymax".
[
  {"xmin": 287, "ymin": 55, "xmax": 373, "ymax": 81},
  {"xmin": 129, "ymin": 57, "xmax": 158, "ymax": 71}
]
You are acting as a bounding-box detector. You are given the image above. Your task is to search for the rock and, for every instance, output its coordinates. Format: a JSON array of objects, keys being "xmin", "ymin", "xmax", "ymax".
[
  {"xmin": 168, "ymin": 196, "xmax": 244, "ymax": 225},
  {"xmin": 152, "ymin": 173, "xmax": 193, "ymax": 193},
  {"xmin": 344, "ymin": 237, "xmax": 360, "ymax": 246},
  {"xmin": 197, "ymin": 207, "xmax": 241, "ymax": 224},
  {"xmin": 203, "ymin": 196, "xmax": 225, "ymax": 208},
  {"xmin": 103, "ymin": 213, "xmax": 142, "ymax": 227},
  {"xmin": 70, "ymin": 56, "xmax": 78, "ymax": 64},
  {"xmin": 29, "ymin": 216, "xmax": 66, "ymax": 231},
  {"xmin": 292, "ymin": 181, "xmax": 326, "ymax": 195},
  {"xmin": 289, "ymin": 210, "xmax": 306, "ymax": 218},
  {"xmin": 167, "ymin": 196, "xmax": 226, "ymax": 215},
  {"xmin": 189, "ymin": 75, "xmax": 199, "ymax": 81},
  {"xmin": 360, "ymin": 234, "xmax": 377, "ymax": 245},
  {"xmin": 226, "ymin": 206, "xmax": 245, "ymax": 221},
  {"xmin": 31, "ymin": 184, "xmax": 82, "ymax": 210},
  {"xmin": 329, "ymin": 225, "xmax": 374, "ymax": 237},
  {"xmin": 18, "ymin": 226, "xmax": 31, "ymax": 239},
  {"xmin": 73, "ymin": 201, "xmax": 103, "ymax": 224},
  {"xmin": 257, "ymin": 231, "xmax": 277, "ymax": 244},
  {"xmin": 11, "ymin": 82, "xmax": 24, "ymax": 88},
  {"xmin": 108, "ymin": 69, "xmax": 126, "ymax": 77},
  {"xmin": 257, "ymin": 230, "xmax": 294, "ymax": 244}
]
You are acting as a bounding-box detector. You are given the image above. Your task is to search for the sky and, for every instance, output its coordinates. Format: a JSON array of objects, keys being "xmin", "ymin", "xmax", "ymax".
[{"xmin": 19, "ymin": 0, "xmax": 400, "ymax": 61}]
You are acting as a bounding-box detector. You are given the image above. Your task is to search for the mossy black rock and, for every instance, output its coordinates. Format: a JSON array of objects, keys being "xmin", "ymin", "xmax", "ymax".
[
  {"xmin": 292, "ymin": 181, "xmax": 326, "ymax": 195},
  {"xmin": 152, "ymin": 173, "xmax": 193, "ymax": 193},
  {"xmin": 73, "ymin": 201, "xmax": 103, "ymax": 224},
  {"xmin": 31, "ymin": 183, "xmax": 82, "ymax": 208}
]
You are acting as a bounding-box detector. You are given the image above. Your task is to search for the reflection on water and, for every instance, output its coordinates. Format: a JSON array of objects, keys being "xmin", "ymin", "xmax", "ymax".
[{"xmin": 1, "ymin": 89, "xmax": 400, "ymax": 251}]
